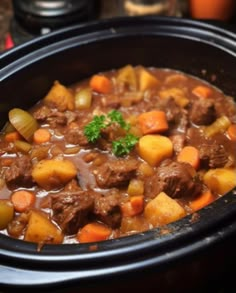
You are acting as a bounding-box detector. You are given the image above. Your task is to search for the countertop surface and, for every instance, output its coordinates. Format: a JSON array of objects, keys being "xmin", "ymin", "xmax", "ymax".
[{"xmin": 1, "ymin": 0, "xmax": 236, "ymax": 52}]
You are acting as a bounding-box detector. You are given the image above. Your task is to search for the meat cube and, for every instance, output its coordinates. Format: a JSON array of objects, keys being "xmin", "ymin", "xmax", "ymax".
[
  {"xmin": 5, "ymin": 155, "xmax": 34, "ymax": 189},
  {"xmin": 51, "ymin": 191, "xmax": 95, "ymax": 234},
  {"xmin": 93, "ymin": 192, "xmax": 122, "ymax": 228},
  {"xmin": 189, "ymin": 98, "xmax": 216, "ymax": 125},
  {"xmin": 199, "ymin": 143, "xmax": 230, "ymax": 168},
  {"xmin": 93, "ymin": 159, "xmax": 139, "ymax": 188}
]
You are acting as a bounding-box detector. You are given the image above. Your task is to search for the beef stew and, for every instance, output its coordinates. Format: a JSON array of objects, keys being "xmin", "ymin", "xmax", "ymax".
[{"xmin": 0, "ymin": 65, "xmax": 235, "ymax": 247}]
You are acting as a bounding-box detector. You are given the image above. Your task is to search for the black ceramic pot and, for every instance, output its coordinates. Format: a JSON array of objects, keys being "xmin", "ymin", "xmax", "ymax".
[{"xmin": 0, "ymin": 16, "xmax": 236, "ymax": 293}]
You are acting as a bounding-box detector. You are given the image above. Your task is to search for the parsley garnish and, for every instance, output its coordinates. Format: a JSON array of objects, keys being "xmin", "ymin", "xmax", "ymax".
[
  {"xmin": 107, "ymin": 110, "xmax": 130, "ymax": 131},
  {"xmin": 112, "ymin": 134, "xmax": 139, "ymax": 156},
  {"xmin": 84, "ymin": 115, "xmax": 106, "ymax": 143},
  {"xmin": 84, "ymin": 110, "xmax": 138, "ymax": 156}
]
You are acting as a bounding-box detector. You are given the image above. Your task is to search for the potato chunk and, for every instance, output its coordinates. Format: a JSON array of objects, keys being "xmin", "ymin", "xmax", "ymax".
[
  {"xmin": 203, "ymin": 168, "xmax": 236, "ymax": 195},
  {"xmin": 24, "ymin": 210, "xmax": 63, "ymax": 244},
  {"xmin": 144, "ymin": 192, "xmax": 186, "ymax": 226},
  {"xmin": 0, "ymin": 200, "xmax": 14, "ymax": 230},
  {"xmin": 44, "ymin": 80, "xmax": 74, "ymax": 111},
  {"xmin": 138, "ymin": 67, "xmax": 159, "ymax": 91},
  {"xmin": 32, "ymin": 159, "xmax": 77, "ymax": 190},
  {"xmin": 138, "ymin": 134, "xmax": 173, "ymax": 166}
]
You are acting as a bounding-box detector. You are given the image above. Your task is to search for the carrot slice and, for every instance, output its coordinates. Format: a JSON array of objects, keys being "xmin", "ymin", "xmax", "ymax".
[
  {"xmin": 11, "ymin": 190, "xmax": 36, "ymax": 212},
  {"xmin": 5, "ymin": 131, "xmax": 21, "ymax": 142},
  {"xmin": 138, "ymin": 110, "xmax": 168, "ymax": 135},
  {"xmin": 121, "ymin": 195, "xmax": 144, "ymax": 217},
  {"xmin": 77, "ymin": 222, "xmax": 112, "ymax": 243},
  {"xmin": 33, "ymin": 128, "xmax": 51, "ymax": 144},
  {"xmin": 89, "ymin": 75, "xmax": 112, "ymax": 94},
  {"xmin": 227, "ymin": 124, "xmax": 236, "ymax": 141},
  {"xmin": 177, "ymin": 146, "xmax": 200, "ymax": 170},
  {"xmin": 192, "ymin": 85, "xmax": 212, "ymax": 99},
  {"xmin": 189, "ymin": 190, "xmax": 215, "ymax": 212}
]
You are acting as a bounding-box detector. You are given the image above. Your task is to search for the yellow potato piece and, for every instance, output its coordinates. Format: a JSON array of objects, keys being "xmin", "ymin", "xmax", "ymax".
[
  {"xmin": 144, "ymin": 192, "xmax": 186, "ymax": 227},
  {"xmin": 159, "ymin": 87, "xmax": 189, "ymax": 107},
  {"xmin": 117, "ymin": 64, "xmax": 137, "ymax": 91},
  {"xmin": 44, "ymin": 80, "xmax": 74, "ymax": 111},
  {"xmin": 138, "ymin": 68, "xmax": 159, "ymax": 91},
  {"xmin": 24, "ymin": 210, "xmax": 63, "ymax": 244},
  {"xmin": 32, "ymin": 159, "xmax": 77, "ymax": 190},
  {"xmin": 138, "ymin": 134, "xmax": 173, "ymax": 166},
  {"xmin": 203, "ymin": 168, "xmax": 236, "ymax": 195}
]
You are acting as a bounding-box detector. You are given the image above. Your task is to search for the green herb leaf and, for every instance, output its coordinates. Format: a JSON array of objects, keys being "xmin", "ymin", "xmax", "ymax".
[
  {"xmin": 107, "ymin": 110, "xmax": 130, "ymax": 131},
  {"xmin": 84, "ymin": 115, "xmax": 106, "ymax": 143},
  {"xmin": 112, "ymin": 133, "xmax": 139, "ymax": 156}
]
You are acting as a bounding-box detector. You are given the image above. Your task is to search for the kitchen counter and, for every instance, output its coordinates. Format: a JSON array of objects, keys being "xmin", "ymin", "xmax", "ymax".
[{"xmin": 1, "ymin": 0, "xmax": 235, "ymax": 52}]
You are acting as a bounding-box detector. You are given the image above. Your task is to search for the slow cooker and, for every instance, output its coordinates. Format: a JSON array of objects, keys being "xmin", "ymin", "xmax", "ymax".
[{"xmin": 0, "ymin": 16, "xmax": 236, "ymax": 292}]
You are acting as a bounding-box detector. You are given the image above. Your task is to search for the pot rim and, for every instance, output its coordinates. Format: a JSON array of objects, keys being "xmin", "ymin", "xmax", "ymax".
[{"xmin": 0, "ymin": 15, "xmax": 236, "ymax": 288}]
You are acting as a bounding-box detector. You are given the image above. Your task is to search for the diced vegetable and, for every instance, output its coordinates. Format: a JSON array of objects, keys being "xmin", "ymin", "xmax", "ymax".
[
  {"xmin": 177, "ymin": 146, "xmax": 200, "ymax": 170},
  {"xmin": 89, "ymin": 75, "xmax": 112, "ymax": 94},
  {"xmin": 121, "ymin": 196, "xmax": 144, "ymax": 217},
  {"xmin": 227, "ymin": 124, "xmax": 236, "ymax": 141},
  {"xmin": 4, "ymin": 131, "xmax": 22, "ymax": 142},
  {"xmin": 33, "ymin": 128, "xmax": 51, "ymax": 144},
  {"xmin": 189, "ymin": 190, "xmax": 215, "ymax": 212},
  {"xmin": 203, "ymin": 115, "xmax": 231, "ymax": 138},
  {"xmin": 77, "ymin": 222, "xmax": 112, "ymax": 243},
  {"xmin": 32, "ymin": 159, "xmax": 77, "ymax": 190},
  {"xmin": 138, "ymin": 110, "xmax": 168, "ymax": 135},
  {"xmin": 14, "ymin": 140, "xmax": 32, "ymax": 153},
  {"xmin": 192, "ymin": 85, "xmax": 212, "ymax": 99},
  {"xmin": 0, "ymin": 199, "xmax": 14, "ymax": 230},
  {"xmin": 120, "ymin": 216, "xmax": 149, "ymax": 234},
  {"xmin": 24, "ymin": 210, "xmax": 63, "ymax": 244},
  {"xmin": 144, "ymin": 192, "xmax": 186, "ymax": 226},
  {"xmin": 138, "ymin": 134, "xmax": 173, "ymax": 166},
  {"xmin": 138, "ymin": 67, "xmax": 159, "ymax": 91},
  {"xmin": 159, "ymin": 87, "xmax": 189, "ymax": 107},
  {"xmin": 11, "ymin": 190, "xmax": 36, "ymax": 213},
  {"xmin": 75, "ymin": 88, "xmax": 92, "ymax": 110},
  {"xmin": 44, "ymin": 80, "xmax": 74, "ymax": 111},
  {"xmin": 9, "ymin": 108, "xmax": 39, "ymax": 142},
  {"xmin": 203, "ymin": 168, "xmax": 236, "ymax": 195},
  {"xmin": 127, "ymin": 179, "xmax": 144, "ymax": 196},
  {"xmin": 116, "ymin": 64, "xmax": 137, "ymax": 91}
]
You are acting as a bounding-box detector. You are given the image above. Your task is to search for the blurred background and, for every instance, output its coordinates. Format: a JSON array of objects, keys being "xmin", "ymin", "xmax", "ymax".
[{"xmin": 0, "ymin": 0, "xmax": 236, "ymax": 52}]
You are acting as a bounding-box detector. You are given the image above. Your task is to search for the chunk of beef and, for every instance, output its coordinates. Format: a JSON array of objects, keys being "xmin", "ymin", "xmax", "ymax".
[
  {"xmin": 33, "ymin": 105, "xmax": 51, "ymax": 122},
  {"xmin": 189, "ymin": 98, "xmax": 216, "ymax": 125},
  {"xmin": 4, "ymin": 155, "xmax": 34, "ymax": 189},
  {"xmin": 199, "ymin": 143, "xmax": 230, "ymax": 168},
  {"xmin": 93, "ymin": 159, "xmax": 139, "ymax": 188},
  {"xmin": 93, "ymin": 191, "xmax": 122, "ymax": 228},
  {"xmin": 159, "ymin": 98, "xmax": 189, "ymax": 133},
  {"xmin": 7, "ymin": 212, "xmax": 29, "ymax": 238},
  {"xmin": 48, "ymin": 111, "xmax": 68, "ymax": 127},
  {"xmin": 145, "ymin": 160, "xmax": 202, "ymax": 199},
  {"xmin": 51, "ymin": 190, "xmax": 95, "ymax": 234},
  {"xmin": 65, "ymin": 128, "xmax": 89, "ymax": 146}
]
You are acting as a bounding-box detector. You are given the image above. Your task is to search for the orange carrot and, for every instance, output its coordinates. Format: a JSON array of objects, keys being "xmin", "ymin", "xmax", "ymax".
[
  {"xmin": 89, "ymin": 75, "xmax": 112, "ymax": 94},
  {"xmin": 5, "ymin": 131, "xmax": 21, "ymax": 142},
  {"xmin": 138, "ymin": 110, "xmax": 168, "ymax": 135},
  {"xmin": 121, "ymin": 195, "xmax": 144, "ymax": 217},
  {"xmin": 192, "ymin": 85, "xmax": 212, "ymax": 99},
  {"xmin": 11, "ymin": 190, "xmax": 36, "ymax": 212},
  {"xmin": 227, "ymin": 124, "xmax": 236, "ymax": 141},
  {"xmin": 189, "ymin": 190, "xmax": 215, "ymax": 212},
  {"xmin": 33, "ymin": 128, "xmax": 51, "ymax": 144},
  {"xmin": 177, "ymin": 146, "xmax": 200, "ymax": 170},
  {"xmin": 77, "ymin": 222, "xmax": 112, "ymax": 243}
]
